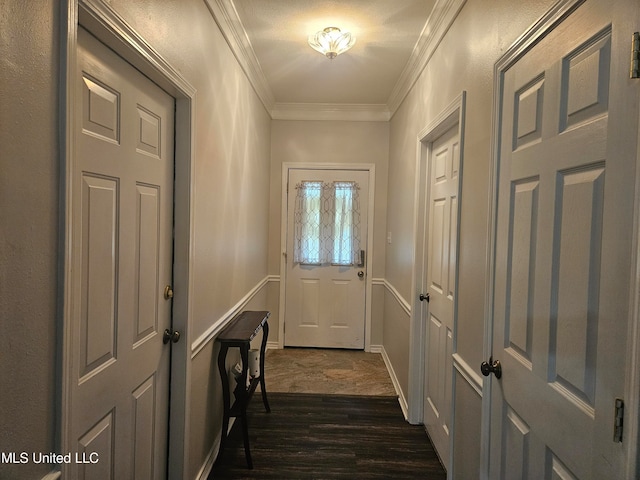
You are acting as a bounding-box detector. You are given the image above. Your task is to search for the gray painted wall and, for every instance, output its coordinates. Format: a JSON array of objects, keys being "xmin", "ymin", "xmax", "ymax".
[
  {"xmin": 384, "ymin": 0, "xmax": 557, "ymax": 476},
  {"xmin": 1, "ymin": 0, "xmax": 272, "ymax": 479},
  {"xmin": 1, "ymin": 0, "xmax": 579, "ymax": 479},
  {"xmin": 1, "ymin": 2, "xmax": 61, "ymax": 479}
]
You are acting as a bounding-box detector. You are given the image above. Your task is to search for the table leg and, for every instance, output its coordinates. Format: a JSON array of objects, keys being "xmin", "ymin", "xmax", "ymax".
[
  {"xmin": 239, "ymin": 344, "xmax": 253, "ymax": 468},
  {"xmin": 217, "ymin": 344, "xmax": 231, "ymax": 456},
  {"xmin": 259, "ymin": 321, "xmax": 271, "ymax": 412}
]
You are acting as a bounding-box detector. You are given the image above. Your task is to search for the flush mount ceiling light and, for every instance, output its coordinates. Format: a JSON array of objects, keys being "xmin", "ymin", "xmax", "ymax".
[{"xmin": 308, "ymin": 27, "xmax": 356, "ymax": 59}]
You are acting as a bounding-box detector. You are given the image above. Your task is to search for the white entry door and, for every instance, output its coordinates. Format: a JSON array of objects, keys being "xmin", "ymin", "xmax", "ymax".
[
  {"xmin": 67, "ymin": 28, "xmax": 175, "ymax": 479},
  {"xmin": 284, "ymin": 168, "xmax": 369, "ymax": 349},
  {"xmin": 423, "ymin": 124, "xmax": 460, "ymax": 466},
  {"xmin": 488, "ymin": 1, "xmax": 639, "ymax": 478}
]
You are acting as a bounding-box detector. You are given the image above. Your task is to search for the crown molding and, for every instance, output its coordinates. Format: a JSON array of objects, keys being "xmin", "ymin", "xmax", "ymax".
[
  {"xmin": 272, "ymin": 103, "xmax": 391, "ymax": 122},
  {"xmin": 206, "ymin": 0, "xmax": 466, "ymax": 121},
  {"xmin": 204, "ymin": 0, "xmax": 275, "ymax": 111},
  {"xmin": 386, "ymin": 0, "xmax": 467, "ymax": 116}
]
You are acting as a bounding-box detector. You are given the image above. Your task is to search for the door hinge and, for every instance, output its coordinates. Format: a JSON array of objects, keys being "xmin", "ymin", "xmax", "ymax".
[
  {"xmin": 632, "ymin": 32, "xmax": 640, "ymax": 79},
  {"xmin": 614, "ymin": 398, "xmax": 624, "ymax": 443}
]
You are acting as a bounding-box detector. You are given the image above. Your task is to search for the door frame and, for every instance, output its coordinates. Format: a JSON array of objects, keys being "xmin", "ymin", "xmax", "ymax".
[
  {"xmin": 279, "ymin": 163, "xmax": 376, "ymax": 351},
  {"xmin": 60, "ymin": 1, "xmax": 196, "ymax": 478},
  {"xmin": 481, "ymin": 0, "xmax": 640, "ymax": 477},
  {"xmin": 408, "ymin": 92, "xmax": 466, "ymax": 464}
]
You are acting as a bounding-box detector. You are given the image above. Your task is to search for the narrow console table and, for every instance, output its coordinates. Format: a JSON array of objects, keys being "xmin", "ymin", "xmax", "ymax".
[{"xmin": 216, "ymin": 310, "xmax": 271, "ymax": 469}]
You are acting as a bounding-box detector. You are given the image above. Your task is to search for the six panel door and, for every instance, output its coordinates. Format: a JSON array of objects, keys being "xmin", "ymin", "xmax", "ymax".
[
  {"xmin": 68, "ymin": 28, "xmax": 175, "ymax": 479},
  {"xmin": 489, "ymin": 1, "xmax": 638, "ymax": 477}
]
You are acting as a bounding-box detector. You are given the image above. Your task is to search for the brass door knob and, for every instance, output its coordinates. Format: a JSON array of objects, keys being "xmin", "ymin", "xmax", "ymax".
[{"xmin": 164, "ymin": 285, "xmax": 174, "ymax": 300}]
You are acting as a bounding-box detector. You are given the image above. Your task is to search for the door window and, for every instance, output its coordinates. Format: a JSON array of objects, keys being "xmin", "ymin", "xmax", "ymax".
[{"xmin": 293, "ymin": 181, "xmax": 360, "ymax": 265}]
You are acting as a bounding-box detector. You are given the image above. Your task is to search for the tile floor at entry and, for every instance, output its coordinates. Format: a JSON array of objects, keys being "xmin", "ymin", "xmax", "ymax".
[{"xmin": 260, "ymin": 347, "xmax": 397, "ymax": 396}]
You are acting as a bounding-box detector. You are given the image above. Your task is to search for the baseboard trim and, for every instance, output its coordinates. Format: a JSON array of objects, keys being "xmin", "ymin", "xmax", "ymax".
[
  {"xmin": 41, "ymin": 471, "xmax": 61, "ymax": 480},
  {"xmin": 196, "ymin": 420, "xmax": 232, "ymax": 480},
  {"xmin": 191, "ymin": 276, "xmax": 270, "ymax": 358},
  {"xmin": 369, "ymin": 344, "xmax": 383, "ymax": 354},
  {"xmin": 381, "ymin": 346, "xmax": 409, "ymax": 420}
]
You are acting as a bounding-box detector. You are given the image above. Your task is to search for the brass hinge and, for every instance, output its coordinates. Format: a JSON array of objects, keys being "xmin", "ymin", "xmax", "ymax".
[
  {"xmin": 614, "ymin": 398, "xmax": 624, "ymax": 443},
  {"xmin": 632, "ymin": 32, "xmax": 640, "ymax": 79}
]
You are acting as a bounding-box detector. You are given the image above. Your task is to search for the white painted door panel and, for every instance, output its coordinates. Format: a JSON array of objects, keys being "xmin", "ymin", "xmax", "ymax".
[
  {"xmin": 69, "ymin": 28, "xmax": 175, "ymax": 479},
  {"xmin": 423, "ymin": 124, "xmax": 459, "ymax": 466},
  {"xmin": 284, "ymin": 169, "xmax": 369, "ymax": 349},
  {"xmin": 489, "ymin": 1, "xmax": 639, "ymax": 478}
]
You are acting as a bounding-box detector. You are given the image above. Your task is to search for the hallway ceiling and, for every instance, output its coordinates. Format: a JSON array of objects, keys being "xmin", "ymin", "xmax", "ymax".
[{"xmin": 210, "ymin": 0, "xmax": 438, "ymax": 118}]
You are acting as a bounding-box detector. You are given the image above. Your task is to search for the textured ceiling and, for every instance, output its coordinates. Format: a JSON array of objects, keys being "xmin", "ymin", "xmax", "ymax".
[{"xmin": 232, "ymin": 0, "xmax": 436, "ymax": 107}]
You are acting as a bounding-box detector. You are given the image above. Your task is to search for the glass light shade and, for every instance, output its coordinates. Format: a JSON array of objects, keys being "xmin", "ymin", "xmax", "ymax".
[{"xmin": 308, "ymin": 27, "xmax": 356, "ymax": 59}]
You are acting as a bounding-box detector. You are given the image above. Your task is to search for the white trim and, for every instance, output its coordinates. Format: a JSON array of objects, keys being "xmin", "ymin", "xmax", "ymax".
[
  {"xmin": 278, "ymin": 168, "xmax": 288, "ymax": 349},
  {"xmin": 195, "ymin": 423, "xmax": 227, "ymax": 480},
  {"xmin": 381, "ymin": 346, "xmax": 409, "ymax": 420},
  {"xmin": 40, "ymin": 471, "xmax": 61, "ymax": 480},
  {"xmin": 191, "ymin": 275, "xmax": 271, "ymax": 358},
  {"xmin": 272, "ymin": 103, "xmax": 391, "ymax": 122},
  {"xmin": 196, "ymin": 443, "xmax": 218, "ymax": 480},
  {"xmin": 452, "ymin": 353, "xmax": 482, "ymax": 397},
  {"xmin": 203, "ymin": 0, "xmax": 465, "ymax": 119},
  {"xmin": 625, "ymin": 36, "xmax": 640, "ymax": 478},
  {"xmin": 61, "ymin": 1, "xmax": 197, "ymax": 478},
  {"xmin": 279, "ymin": 163, "xmax": 376, "ymax": 351},
  {"xmin": 382, "ymin": 279, "xmax": 411, "ymax": 317},
  {"xmin": 203, "ymin": 0, "xmax": 275, "ymax": 113},
  {"xmin": 386, "ymin": 0, "xmax": 467, "ymax": 115},
  {"xmin": 449, "ymin": 352, "xmax": 482, "ymax": 480},
  {"xmin": 416, "ymin": 91, "xmax": 466, "ymax": 141},
  {"xmin": 376, "ymin": 278, "xmax": 411, "ymax": 420},
  {"xmin": 408, "ymin": 92, "xmax": 466, "ymax": 430}
]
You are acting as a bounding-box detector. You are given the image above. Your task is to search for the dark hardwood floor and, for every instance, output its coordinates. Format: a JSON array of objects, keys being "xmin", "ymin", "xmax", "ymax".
[{"xmin": 210, "ymin": 393, "xmax": 447, "ymax": 479}]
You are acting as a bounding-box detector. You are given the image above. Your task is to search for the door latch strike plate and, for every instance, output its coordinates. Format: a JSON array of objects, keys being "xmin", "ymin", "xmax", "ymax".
[{"xmin": 614, "ymin": 398, "xmax": 624, "ymax": 443}]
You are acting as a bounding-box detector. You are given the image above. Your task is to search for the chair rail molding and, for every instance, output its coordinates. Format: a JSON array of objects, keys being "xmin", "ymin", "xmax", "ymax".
[{"xmin": 191, "ymin": 275, "xmax": 272, "ymax": 358}]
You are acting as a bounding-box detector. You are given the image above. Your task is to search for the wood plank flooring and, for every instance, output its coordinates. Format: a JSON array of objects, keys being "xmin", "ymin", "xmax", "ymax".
[{"xmin": 210, "ymin": 393, "xmax": 447, "ymax": 479}]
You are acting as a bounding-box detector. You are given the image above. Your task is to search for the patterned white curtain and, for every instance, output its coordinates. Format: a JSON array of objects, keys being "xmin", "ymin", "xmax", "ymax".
[{"xmin": 293, "ymin": 181, "xmax": 360, "ymax": 265}]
